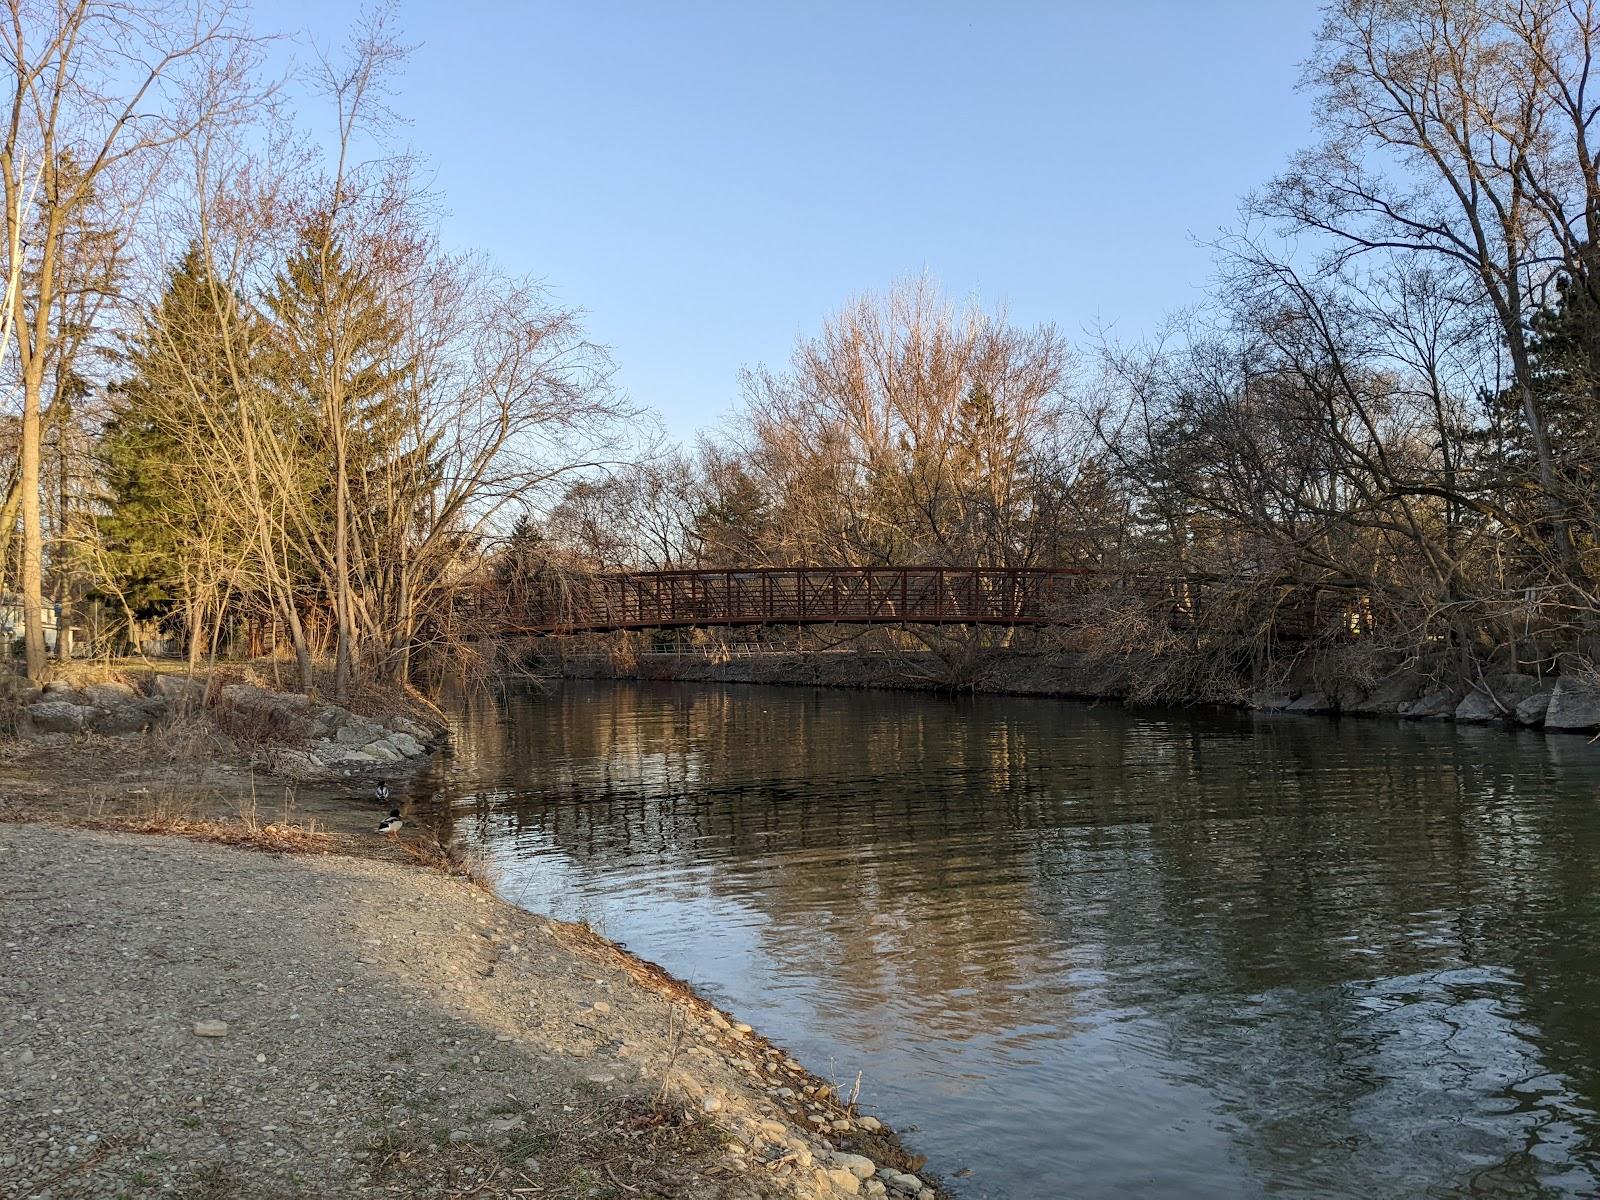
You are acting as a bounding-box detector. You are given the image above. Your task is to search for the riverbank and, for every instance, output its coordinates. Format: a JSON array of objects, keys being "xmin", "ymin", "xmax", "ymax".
[
  {"xmin": 548, "ymin": 646, "xmax": 1600, "ymax": 733},
  {"xmin": 2, "ymin": 663, "xmax": 449, "ymax": 785},
  {"xmin": 0, "ymin": 820, "xmax": 941, "ymax": 1200}
]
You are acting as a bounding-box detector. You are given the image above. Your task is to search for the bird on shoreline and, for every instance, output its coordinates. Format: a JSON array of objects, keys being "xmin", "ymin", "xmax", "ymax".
[
  {"xmin": 375, "ymin": 781, "xmax": 390, "ymax": 805},
  {"xmin": 377, "ymin": 808, "xmax": 403, "ymax": 835}
]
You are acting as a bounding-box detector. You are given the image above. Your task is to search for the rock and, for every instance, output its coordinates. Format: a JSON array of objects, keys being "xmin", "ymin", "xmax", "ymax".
[
  {"xmin": 385, "ymin": 731, "xmax": 423, "ymax": 758},
  {"xmin": 1454, "ymin": 674, "xmax": 1540, "ymax": 722},
  {"xmin": 81, "ymin": 681, "xmax": 137, "ymax": 705},
  {"xmin": 150, "ymin": 674, "xmax": 205, "ymax": 701},
  {"xmin": 1398, "ymin": 688, "xmax": 1456, "ymax": 720},
  {"xmin": 1250, "ymin": 689, "xmax": 1297, "ymax": 711},
  {"xmin": 880, "ymin": 1171, "xmax": 923, "ymax": 1195},
  {"xmin": 447, "ymin": 1129, "xmax": 470, "ymax": 1143},
  {"xmin": 485, "ymin": 1116, "xmax": 524, "ymax": 1134},
  {"xmin": 592, "ymin": 1001, "xmax": 611, "ymax": 1014},
  {"xmin": 1543, "ymin": 675, "xmax": 1600, "ymax": 731},
  {"xmin": 42, "ymin": 680, "xmax": 77, "ymax": 695},
  {"xmin": 214, "ymin": 683, "xmax": 312, "ymax": 742},
  {"xmin": 857, "ymin": 1116, "xmax": 882, "ymax": 1132},
  {"xmin": 335, "ymin": 719, "xmax": 385, "ymax": 747},
  {"xmin": 829, "ymin": 1151, "xmax": 876, "ymax": 1180},
  {"xmin": 361, "ymin": 741, "xmax": 403, "ymax": 764},
  {"xmin": 864, "ymin": 1183, "xmax": 887, "ymax": 1198},
  {"xmin": 733, "ymin": 1022, "xmax": 752, "ymax": 1034},
  {"xmin": 0, "ymin": 672, "xmax": 38, "ymax": 703},
  {"xmin": 191, "ymin": 1020, "xmax": 228, "ymax": 1038},
  {"xmin": 388, "ymin": 714, "xmax": 434, "ymax": 742},
  {"xmin": 824, "ymin": 1167, "xmax": 861, "ymax": 1195},
  {"xmin": 148, "ymin": 675, "xmax": 205, "ymax": 713},
  {"xmin": 20, "ymin": 700, "xmax": 94, "ymax": 735},
  {"xmin": 87, "ymin": 699, "xmax": 165, "ymax": 735},
  {"xmin": 1516, "ymin": 689, "xmax": 1553, "ymax": 727},
  {"xmin": 916, "ymin": 1191, "xmax": 934, "ymax": 1200},
  {"xmin": 1285, "ymin": 691, "xmax": 1331, "ymax": 713},
  {"xmin": 700, "ymin": 1094, "xmax": 723, "ymax": 1114},
  {"xmin": 1352, "ymin": 668, "xmax": 1422, "ymax": 715},
  {"xmin": 310, "ymin": 740, "xmax": 352, "ymax": 766}
]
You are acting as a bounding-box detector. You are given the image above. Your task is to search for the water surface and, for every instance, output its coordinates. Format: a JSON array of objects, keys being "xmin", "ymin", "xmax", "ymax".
[{"xmin": 418, "ymin": 680, "xmax": 1600, "ymax": 1198}]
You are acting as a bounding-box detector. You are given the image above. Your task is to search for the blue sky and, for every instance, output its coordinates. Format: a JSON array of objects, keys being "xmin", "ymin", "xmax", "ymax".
[{"xmin": 268, "ymin": 1, "xmax": 1324, "ymax": 440}]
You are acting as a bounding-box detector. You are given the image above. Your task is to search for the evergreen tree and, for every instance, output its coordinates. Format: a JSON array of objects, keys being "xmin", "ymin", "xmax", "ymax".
[{"xmin": 98, "ymin": 244, "xmax": 245, "ymax": 636}]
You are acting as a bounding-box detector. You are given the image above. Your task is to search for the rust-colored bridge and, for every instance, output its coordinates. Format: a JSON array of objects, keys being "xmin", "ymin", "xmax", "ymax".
[{"xmin": 477, "ymin": 566, "xmax": 1352, "ymax": 637}]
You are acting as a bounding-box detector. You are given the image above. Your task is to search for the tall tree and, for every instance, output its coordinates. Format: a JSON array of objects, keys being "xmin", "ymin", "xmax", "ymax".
[{"xmin": 1, "ymin": 0, "xmax": 251, "ymax": 678}]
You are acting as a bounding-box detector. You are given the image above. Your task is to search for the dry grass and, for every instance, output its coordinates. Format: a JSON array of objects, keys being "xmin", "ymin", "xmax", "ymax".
[
  {"xmin": 75, "ymin": 812, "xmax": 336, "ymax": 854},
  {"xmin": 362, "ymin": 1091, "xmax": 734, "ymax": 1200},
  {"xmin": 399, "ymin": 832, "xmax": 497, "ymax": 892},
  {"xmin": 68, "ymin": 782, "xmax": 336, "ymax": 855}
]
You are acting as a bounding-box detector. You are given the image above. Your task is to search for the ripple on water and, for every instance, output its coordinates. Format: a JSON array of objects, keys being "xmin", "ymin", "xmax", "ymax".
[{"xmin": 422, "ymin": 680, "xmax": 1600, "ymax": 1198}]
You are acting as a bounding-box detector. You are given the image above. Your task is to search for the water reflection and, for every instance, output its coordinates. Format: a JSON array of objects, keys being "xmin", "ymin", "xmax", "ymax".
[{"xmin": 417, "ymin": 681, "xmax": 1600, "ymax": 1198}]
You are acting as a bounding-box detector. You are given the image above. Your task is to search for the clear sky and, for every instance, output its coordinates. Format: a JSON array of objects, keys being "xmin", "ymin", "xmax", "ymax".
[{"xmin": 265, "ymin": 1, "xmax": 1325, "ymax": 440}]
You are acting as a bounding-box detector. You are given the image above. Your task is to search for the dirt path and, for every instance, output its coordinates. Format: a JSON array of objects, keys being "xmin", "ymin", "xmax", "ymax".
[{"xmin": 0, "ymin": 824, "xmax": 936, "ymax": 1200}]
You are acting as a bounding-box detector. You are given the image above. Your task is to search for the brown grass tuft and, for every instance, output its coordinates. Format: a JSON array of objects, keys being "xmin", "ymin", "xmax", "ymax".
[{"xmin": 399, "ymin": 834, "xmax": 496, "ymax": 891}]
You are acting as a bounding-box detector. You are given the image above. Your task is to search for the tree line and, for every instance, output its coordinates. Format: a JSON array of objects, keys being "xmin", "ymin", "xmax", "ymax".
[
  {"xmin": 1, "ymin": 1, "xmax": 626, "ymax": 699},
  {"xmin": 524, "ymin": 1, "xmax": 1600, "ymax": 697},
  {"xmin": 7, "ymin": 0, "xmax": 1600, "ymax": 702}
]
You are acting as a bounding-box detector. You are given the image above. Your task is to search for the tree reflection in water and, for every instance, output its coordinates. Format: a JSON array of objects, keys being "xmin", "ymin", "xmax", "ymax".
[{"xmin": 416, "ymin": 681, "xmax": 1600, "ymax": 1198}]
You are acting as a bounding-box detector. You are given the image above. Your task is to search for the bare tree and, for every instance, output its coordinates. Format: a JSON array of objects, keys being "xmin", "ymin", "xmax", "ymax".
[{"xmin": 1, "ymin": 0, "xmax": 253, "ymax": 679}]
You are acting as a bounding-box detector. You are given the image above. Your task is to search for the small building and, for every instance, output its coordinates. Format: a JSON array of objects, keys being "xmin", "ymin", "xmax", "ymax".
[{"xmin": 0, "ymin": 594, "xmax": 61, "ymax": 654}]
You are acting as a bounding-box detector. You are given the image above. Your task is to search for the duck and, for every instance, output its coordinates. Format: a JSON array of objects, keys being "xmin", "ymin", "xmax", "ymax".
[
  {"xmin": 375, "ymin": 781, "xmax": 390, "ymax": 805},
  {"xmin": 376, "ymin": 808, "xmax": 403, "ymax": 835}
]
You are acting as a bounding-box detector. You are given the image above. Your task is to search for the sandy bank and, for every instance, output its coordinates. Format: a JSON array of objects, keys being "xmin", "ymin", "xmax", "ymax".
[{"xmin": 0, "ymin": 824, "xmax": 940, "ymax": 1200}]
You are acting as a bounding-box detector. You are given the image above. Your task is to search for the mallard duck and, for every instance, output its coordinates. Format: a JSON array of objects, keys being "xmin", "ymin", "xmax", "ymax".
[
  {"xmin": 376, "ymin": 808, "xmax": 403, "ymax": 834},
  {"xmin": 375, "ymin": 781, "xmax": 390, "ymax": 805}
]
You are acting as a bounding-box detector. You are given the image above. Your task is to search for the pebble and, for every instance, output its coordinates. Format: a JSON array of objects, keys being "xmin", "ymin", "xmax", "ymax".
[
  {"xmin": 701, "ymin": 1094, "xmax": 723, "ymax": 1113},
  {"xmin": 858, "ymin": 1115, "xmax": 883, "ymax": 1132},
  {"xmin": 191, "ymin": 1020, "xmax": 228, "ymax": 1038},
  {"xmin": 591, "ymin": 1001, "xmax": 611, "ymax": 1014}
]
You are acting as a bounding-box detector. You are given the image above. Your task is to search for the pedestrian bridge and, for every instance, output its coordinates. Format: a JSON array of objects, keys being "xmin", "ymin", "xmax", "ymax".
[{"xmin": 472, "ymin": 566, "xmax": 1348, "ymax": 638}]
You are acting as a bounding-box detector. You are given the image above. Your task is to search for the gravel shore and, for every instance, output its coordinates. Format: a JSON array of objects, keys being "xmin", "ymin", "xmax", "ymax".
[{"xmin": 0, "ymin": 823, "xmax": 935, "ymax": 1200}]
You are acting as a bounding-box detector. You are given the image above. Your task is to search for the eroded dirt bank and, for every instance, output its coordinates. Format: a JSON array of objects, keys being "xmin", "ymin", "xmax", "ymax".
[{"xmin": 0, "ymin": 824, "xmax": 940, "ymax": 1200}]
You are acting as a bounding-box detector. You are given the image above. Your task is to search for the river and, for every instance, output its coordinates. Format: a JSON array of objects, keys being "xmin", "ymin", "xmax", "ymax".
[{"xmin": 416, "ymin": 679, "xmax": 1600, "ymax": 1198}]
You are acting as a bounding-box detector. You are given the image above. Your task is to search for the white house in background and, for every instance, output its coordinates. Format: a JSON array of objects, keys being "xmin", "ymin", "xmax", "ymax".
[{"xmin": 0, "ymin": 594, "xmax": 60, "ymax": 653}]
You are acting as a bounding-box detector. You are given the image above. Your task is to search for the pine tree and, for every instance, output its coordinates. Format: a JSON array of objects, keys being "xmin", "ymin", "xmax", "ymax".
[{"xmin": 98, "ymin": 244, "xmax": 246, "ymax": 657}]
